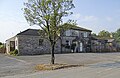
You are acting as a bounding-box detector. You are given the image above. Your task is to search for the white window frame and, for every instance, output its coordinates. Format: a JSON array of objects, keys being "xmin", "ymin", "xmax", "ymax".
[
  {"xmin": 84, "ymin": 32, "xmax": 88, "ymax": 37},
  {"xmin": 66, "ymin": 30, "xmax": 71, "ymax": 36}
]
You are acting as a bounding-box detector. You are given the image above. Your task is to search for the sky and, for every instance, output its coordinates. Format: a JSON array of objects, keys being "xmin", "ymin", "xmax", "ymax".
[{"xmin": 0, "ymin": 0, "xmax": 120, "ymax": 42}]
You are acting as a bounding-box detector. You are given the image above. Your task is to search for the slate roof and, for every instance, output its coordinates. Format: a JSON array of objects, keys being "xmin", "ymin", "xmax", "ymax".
[
  {"xmin": 17, "ymin": 29, "xmax": 40, "ymax": 36},
  {"xmin": 71, "ymin": 26, "xmax": 92, "ymax": 32},
  {"xmin": 17, "ymin": 25, "xmax": 92, "ymax": 36},
  {"xmin": 61, "ymin": 23, "xmax": 92, "ymax": 32}
]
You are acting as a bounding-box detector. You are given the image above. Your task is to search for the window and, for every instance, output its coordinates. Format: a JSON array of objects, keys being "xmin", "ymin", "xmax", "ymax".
[
  {"xmin": 65, "ymin": 30, "xmax": 71, "ymax": 36},
  {"xmin": 71, "ymin": 30, "xmax": 79, "ymax": 36},
  {"xmin": 39, "ymin": 39, "xmax": 44, "ymax": 46},
  {"xmin": 66, "ymin": 40, "xmax": 69, "ymax": 46},
  {"xmin": 84, "ymin": 32, "xmax": 88, "ymax": 37},
  {"xmin": 81, "ymin": 33, "xmax": 84, "ymax": 37},
  {"xmin": 65, "ymin": 40, "xmax": 70, "ymax": 49}
]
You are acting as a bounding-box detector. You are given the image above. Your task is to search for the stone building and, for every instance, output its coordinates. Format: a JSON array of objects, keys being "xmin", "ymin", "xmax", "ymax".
[
  {"xmin": 61, "ymin": 26, "xmax": 92, "ymax": 53},
  {"xmin": 91, "ymin": 37, "xmax": 119, "ymax": 52},
  {"xmin": 6, "ymin": 25, "xmax": 92, "ymax": 55}
]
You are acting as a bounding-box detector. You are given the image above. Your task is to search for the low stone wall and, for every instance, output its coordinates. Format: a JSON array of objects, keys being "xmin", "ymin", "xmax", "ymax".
[
  {"xmin": 0, "ymin": 47, "xmax": 6, "ymax": 53},
  {"xmin": 91, "ymin": 45, "xmax": 120, "ymax": 52}
]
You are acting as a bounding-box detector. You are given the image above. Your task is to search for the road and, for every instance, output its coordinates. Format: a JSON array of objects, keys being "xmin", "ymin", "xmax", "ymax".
[
  {"xmin": 1, "ymin": 53, "xmax": 120, "ymax": 78},
  {"xmin": 10, "ymin": 53, "xmax": 120, "ymax": 65},
  {"xmin": 0, "ymin": 54, "xmax": 35, "ymax": 77}
]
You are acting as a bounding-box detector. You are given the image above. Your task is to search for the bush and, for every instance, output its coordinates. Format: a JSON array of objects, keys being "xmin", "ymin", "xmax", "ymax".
[
  {"xmin": 9, "ymin": 49, "xmax": 19, "ymax": 56},
  {"xmin": 0, "ymin": 42, "xmax": 2, "ymax": 45},
  {"xmin": 0, "ymin": 45, "xmax": 3, "ymax": 48}
]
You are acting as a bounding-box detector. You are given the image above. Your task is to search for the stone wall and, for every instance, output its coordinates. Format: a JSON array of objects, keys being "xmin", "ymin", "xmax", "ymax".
[
  {"xmin": 61, "ymin": 36, "xmax": 91, "ymax": 52},
  {"xmin": 61, "ymin": 36, "xmax": 76, "ymax": 53},
  {"xmin": 54, "ymin": 39, "xmax": 62, "ymax": 53},
  {"xmin": 17, "ymin": 35, "xmax": 61, "ymax": 55},
  {"xmin": 0, "ymin": 47, "xmax": 5, "ymax": 53}
]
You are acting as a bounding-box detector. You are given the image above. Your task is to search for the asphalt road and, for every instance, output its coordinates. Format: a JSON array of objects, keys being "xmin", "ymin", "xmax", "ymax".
[
  {"xmin": 4, "ymin": 65, "xmax": 120, "ymax": 78},
  {"xmin": 1, "ymin": 52, "xmax": 120, "ymax": 78},
  {"xmin": 0, "ymin": 54, "xmax": 35, "ymax": 77},
  {"xmin": 9, "ymin": 53, "xmax": 120, "ymax": 65}
]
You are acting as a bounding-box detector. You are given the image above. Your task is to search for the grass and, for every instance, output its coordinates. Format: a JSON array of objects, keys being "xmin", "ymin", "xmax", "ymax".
[
  {"xmin": 35, "ymin": 63, "xmax": 84, "ymax": 71},
  {"xmin": 0, "ymin": 45, "xmax": 3, "ymax": 48}
]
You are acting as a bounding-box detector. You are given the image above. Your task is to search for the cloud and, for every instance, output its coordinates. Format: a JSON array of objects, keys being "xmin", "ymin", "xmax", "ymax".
[
  {"xmin": 81, "ymin": 15, "xmax": 98, "ymax": 22},
  {"xmin": 106, "ymin": 17, "xmax": 113, "ymax": 22},
  {"xmin": 0, "ymin": 20, "xmax": 29, "ymax": 42},
  {"xmin": 72, "ymin": 13, "xmax": 81, "ymax": 19},
  {"xmin": 71, "ymin": 13, "xmax": 98, "ymax": 22},
  {"xmin": 70, "ymin": 14, "xmax": 119, "ymax": 34},
  {"xmin": 64, "ymin": 13, "xmax": 98, "ymax": 24}
]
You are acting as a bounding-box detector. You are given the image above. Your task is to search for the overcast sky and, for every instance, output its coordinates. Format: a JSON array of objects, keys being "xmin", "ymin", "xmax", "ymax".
[{"xmin": 0, "ymin": 0, "xmax": 120, "ymax": 42}]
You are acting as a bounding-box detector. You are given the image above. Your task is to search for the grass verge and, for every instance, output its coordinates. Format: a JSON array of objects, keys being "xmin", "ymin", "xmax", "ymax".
[{"xmin": 35, "ymin": 63, "xmax": 84, "ymax": 71}]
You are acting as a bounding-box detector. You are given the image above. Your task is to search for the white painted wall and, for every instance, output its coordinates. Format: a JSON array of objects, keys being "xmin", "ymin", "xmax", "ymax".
[{"xmin": 15, "ymin": 37, "xmax": 18, "ymax": 50}]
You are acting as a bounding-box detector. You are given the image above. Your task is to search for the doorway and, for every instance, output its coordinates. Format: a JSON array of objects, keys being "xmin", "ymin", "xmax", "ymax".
[{"xmin": 10, "ymin": 41, "xmax": 15, "ymax": 51}]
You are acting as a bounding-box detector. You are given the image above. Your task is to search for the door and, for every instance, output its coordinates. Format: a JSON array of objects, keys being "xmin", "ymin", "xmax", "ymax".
[{"xmin": 10, "ymin": 41, "xmax": 15, "ymax": 51}]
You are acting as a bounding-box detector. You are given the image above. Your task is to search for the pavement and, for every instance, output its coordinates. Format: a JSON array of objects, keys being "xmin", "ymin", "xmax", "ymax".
[{"xmin": 1, "ymin": 52, "xmax": 120, "ymax": 78}]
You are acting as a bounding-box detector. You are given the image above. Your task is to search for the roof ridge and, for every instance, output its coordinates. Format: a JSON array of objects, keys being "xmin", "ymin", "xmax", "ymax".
[{"xmin": 17, "ymin": 29, "xmax": 40, "ymax": 36}]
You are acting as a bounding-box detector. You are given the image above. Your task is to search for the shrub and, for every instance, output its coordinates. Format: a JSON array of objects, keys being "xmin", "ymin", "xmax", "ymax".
[
  {"xmin": 65, "ymin": 45, "xmax": 70, "ymax": 49},
  {"xmin": 0, "ymin": 42, "xmax": 2, "ymax": 45},
  {"xmin": 9, "ymin": 49, "xmax": 19, "ymax": 56},
  {"xmin": 0, "ymin": 45, "xmax": 3, "ymax": 48}
]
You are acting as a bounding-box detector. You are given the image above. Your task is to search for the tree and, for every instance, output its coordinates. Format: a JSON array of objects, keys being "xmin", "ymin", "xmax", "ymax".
[
  {"xmin": 91, "ymin": 33, "xmax": 97, "ymax": 37},
  {"xmin": 23, "ymin": 0, "xmax": 75, "ymax": 64},
  {"xmin": 0, "ymin": 42, "xmax": 3, "ymax": 48},
  {"xmin": 115, "ymin": 28, "xmax": 120, "ymax": 37},
  {"xmin": 113, "ymin": 28, "xmax": 120, "ymax": 43},
  {"xmin": 98, "ymin": 30, "xmax": 111, "ymax": 38},
  {"xmin": 0, "ymin": 42, "xmax": 2, "ymax": 45}
]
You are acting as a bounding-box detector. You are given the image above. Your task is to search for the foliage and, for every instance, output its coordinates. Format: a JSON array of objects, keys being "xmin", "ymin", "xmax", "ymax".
[
  {"xmin": 67, "ymin": 20, "xmax": 78, "ymax": 26},
  {"xmin": 93, "ymin": 28, "xmax": 120, "ymax": 44},
  {"xmin": 9, "ymin": 49, "xmax": 19, "ymax": 56},
  {"xmin": 65, "ymin": 45, "xmax": 70, "ymax": 49},
  {"xmin": 112, "ymin": 28, "xmax": 120, "ymax": 43},
  {"xmin": 0, "ymin": 45, "xmax": 3, "ymax": 48},
  {"xmin": 0, "ymin": 42, "xmax": 2, "ymax": 45},
  {"xmin": 91, "ymin": 33, "xmax": 97, "ymax": 37},
  {"xmin": 98, "ymin": 30, "xmax": 111, "ymax": 38},
  {"xmin": 0, "ymin": 42, "xmax": 3, "ymax": 49},
  {"xmin": 23, "ymin": 0, "xmax": 75, "ymax": 64}
]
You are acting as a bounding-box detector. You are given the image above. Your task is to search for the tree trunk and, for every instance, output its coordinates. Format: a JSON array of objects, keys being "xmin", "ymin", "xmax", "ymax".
[{"xmin": 51, "ymin": 44, "xmax": 55, "ymax": 64}]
